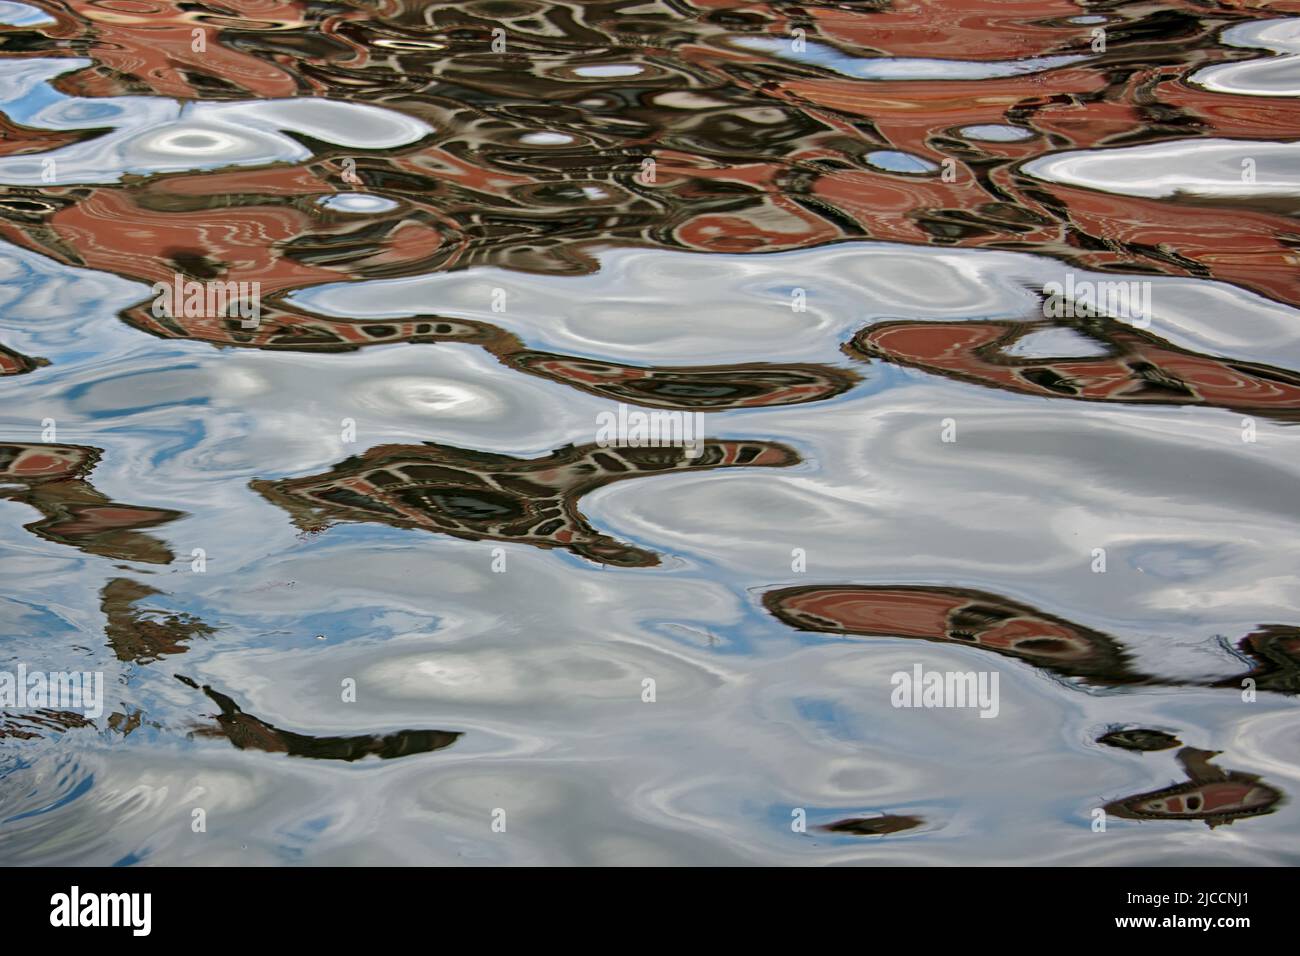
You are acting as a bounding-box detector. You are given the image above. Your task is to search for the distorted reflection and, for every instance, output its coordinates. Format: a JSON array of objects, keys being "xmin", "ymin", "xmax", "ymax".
[
  {"xmin": 0, "ymin": 342, "xmax": 44, "ymax": 376},
  {"xmin": 253, "ymin": 439, "xmax": 800, "ymax": 566},
  {"xmin": 1105, "ymin": 748, "xmax": 1283, "ymax": 828},
  {"xmin": 500, "ymin": 350, "xmax": 859, "ymax": 411},
  {"xmin": 0, "ymin": 707, "xmax": 92, "ymax": 740},
  {"xmin": 177, "ymin": 676, "xmax": 462, "ymax": 762},
  {"xmin": 1213, "ymin": 626, "xmax": 1300, "ymax": 695},
  {"xmin": 1097, "ymin": 728, "xmax": 1182, "ymax": 753},
  {"xmin": 0, "ymin": 0, "xmax": 1298, "ymax": 864},
  {"xmin": 0, "ymin": 442, "xmax": 182, "ymax": 563},
  {"xmin": 766, "ymin": 583, "xmax": 1148, "ymax": 686},
  {"xmin": 820, "ymin": 815, "xmax": 924, "ymax": 836},
  {"xmin": 848, "ymin": 316, "xmax": 1300, "ymax": 421},
  {"xmin": 765, "ymin": 584, "xmax": 1300, "ymax": 693},
  {"xmin": 101, "ymin": 578, "xmax": 215, "ymax": 665}
]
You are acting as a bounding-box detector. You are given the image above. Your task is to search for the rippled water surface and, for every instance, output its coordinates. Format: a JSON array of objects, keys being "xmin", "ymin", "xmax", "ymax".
[{"xmin": 2, "ymin": 0, "xmax": 1300, "ymax": 866}]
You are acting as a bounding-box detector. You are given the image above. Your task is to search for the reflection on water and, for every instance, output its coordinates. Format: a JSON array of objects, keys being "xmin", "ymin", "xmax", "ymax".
[
  {"xmin": 0, "ymin": 442, "xmax": 182, "ymax": 563},
  {"xmin": 849, "ymin": 315, "xmax": 1300, "ymax": 422},
  {"xmin": 0, "ymin": 707, "xmax": 92, "ymax": 740},
  {"xmin": 0, "ymin": 341, "xmax": 42, "ymax": 375},
  {"xmin": 1105, "ymin": 748, "xmax": 1283, "ymax": 829},
  {"xmin": 102, "ymin": 578, "xmax": 214, "ymax": 664},
  {"xmin": 1097, "ymin": 728, "xmax": 1182, "ymax": 752},
  {"xmin": 1212, "ymin": 626, "xmax": 1300, "ymax": 695},
  {"xmin": 501, "ymin": 350, "xmax": 858, "ymax": 411},
  {"xmin": 767, "ymin": 582, "xmax": 1147, "ymax": 686},
  {"xmin": 253, "ymin": 438, "xmax": 799, "ymax": 566},
  {"xmin": 1, "ymin": 0, "xmax": 1299, "ymax": 864},
  {"xmin": 177, "ymin": 676, "xmax": 462, "ymax": 762},
  {"xmin": 820, "ymin": 814, "xmax": 924, "ymax": 837},
  {"xmin": 765, "ymin": 583, "xmax": 1300, "ymax": 693}
]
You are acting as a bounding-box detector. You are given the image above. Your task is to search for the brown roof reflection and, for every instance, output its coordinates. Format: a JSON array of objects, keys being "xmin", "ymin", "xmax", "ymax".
[
  {"xmin": 0, "ymin": 343, "xmax": 46, "ymax": 377},
  {"xmin": 1105, "ymin": 747, "xmax": 1283, "ymax": 828},
  {"xmin": 847, "ymin": 316, "xmax": 1300, "ymax": 422},
  {"xmin": 765, "ymin": 583, "xmax": 1300, "ymax": 693},
  {"xmin": 0, "ymin": 442, "xmax": 183, "ymax": 563},
  {"xmin": 0, "ymin": 0, "xmax": 1294, "ymax": 332}
]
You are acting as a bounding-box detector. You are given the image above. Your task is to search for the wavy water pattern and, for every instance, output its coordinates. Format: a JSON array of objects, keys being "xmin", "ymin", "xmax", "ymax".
[{"xmin": 0, "ymin": 0, "xmax": 1298, "ymax": 865}]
